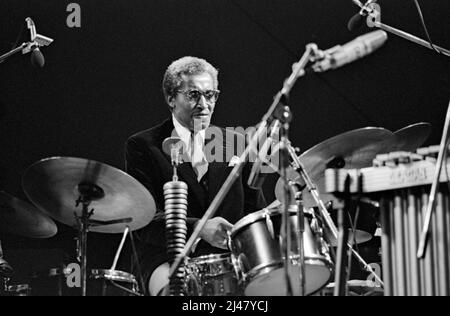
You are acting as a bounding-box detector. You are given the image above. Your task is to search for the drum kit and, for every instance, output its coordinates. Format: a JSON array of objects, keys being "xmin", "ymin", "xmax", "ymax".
[
  {"xmin": 0, "ymin": 122, "xmax": 431, "ymax": 296},
  {"xmin": 180, "ymin": 122, "xmax": 432, "ymax": 297},
  {"xmin": 1, "ymin": 157, "xmax": 156, "ymax": 296}
]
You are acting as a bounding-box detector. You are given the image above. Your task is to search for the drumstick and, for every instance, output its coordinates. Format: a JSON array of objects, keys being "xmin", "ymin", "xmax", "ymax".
[{"xmin": 267, "ymin": 200, "xmax": 282, "ymax": 209}]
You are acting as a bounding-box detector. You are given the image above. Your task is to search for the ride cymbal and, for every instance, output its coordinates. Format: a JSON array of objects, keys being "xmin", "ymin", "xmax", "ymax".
[{"xmin": 22, "ymin": 157, "xmax": 156, "ymax": 233}]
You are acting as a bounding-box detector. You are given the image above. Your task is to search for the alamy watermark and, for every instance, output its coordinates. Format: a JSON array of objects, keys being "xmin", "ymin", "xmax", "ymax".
[
  {"xmin": 66, "ymin": 3, "xmax": 81, "ymax": 28},
  {"xmin": 170, "ymin": 120, "xmax": 283, "ymax": 175}
]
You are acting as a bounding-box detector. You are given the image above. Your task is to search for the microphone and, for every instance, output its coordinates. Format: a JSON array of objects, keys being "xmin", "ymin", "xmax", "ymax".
[
  {"xmin": 31, "ymin": 47, "xmax": 45, "ymax": 68},
  {"xmin": 348, "ymin": 0, "xmax": 378, "ymax": 31},
  {"xmin": 162, "ymin": 137, "xmax": 185, "ymax": 167},
  {"xmin": 162, "ymin": 137, "xmax": 188, "ymax": 296},
  {"xmin": 311, "ymin": 30, "xmax": 387, "ymax": 73},
  {"xmin": 24, "ymin": 17, "xmax": 53, "ymax": 68}
]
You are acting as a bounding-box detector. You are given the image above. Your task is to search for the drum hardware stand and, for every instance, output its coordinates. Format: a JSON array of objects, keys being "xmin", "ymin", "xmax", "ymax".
[
  {"xmin": 418, "ymin": 99, "xmax": 450, "ymax": 259},
  {"xmin": 362, "ymin": 3, "xmax": 450, "ymax": 57},
  {"xmin": 74, "ymin": 181, "xmax": 132, "ymax": 296},
  {"xmin": 293, "ymin": 187, "xmax": 306, "ymax": 296},
  {"xmin": 286, "ymin": 144, "xmax": 384, "ymax": 287},
  {"xmin": 168, "ymin": 43, "xmax": 319, "ymax": 281},
  {"xmin": 277, "ymin": 101, "xmax": 296, "ymax": 296},
  {"xmin": 107, "ymin": 226, "xmax": 144, "ymax": 296},
  {"xmin": 333, "ymin": 175, "xmax": 351, "ymax": 296}
]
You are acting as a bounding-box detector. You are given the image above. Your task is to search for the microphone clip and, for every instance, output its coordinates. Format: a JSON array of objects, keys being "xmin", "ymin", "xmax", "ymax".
[{"xmin": 22, "ymin": 17, "xmax": 54, "ymax": 54}]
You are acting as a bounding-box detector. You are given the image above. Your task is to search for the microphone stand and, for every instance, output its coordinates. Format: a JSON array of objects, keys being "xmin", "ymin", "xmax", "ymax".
[
  {"xmin": 0, "ymin": 17, "xmax": 54, "ymax": 65},
  {"xmin": 0, "ymin": 42, "xmax": 32, "ymax": 64},
  {"xmin": 286, "ymin": 144, "xmax": 384, "ymax": 287},
  {"xmin": 417, "ymin": 99, "xmax": 450, "ymax": 259},
  {"xmin": 365, "ymin": 4, "xmax": 450, "ymax": 58},
  {"xmin": 168, "ymin": 43, "xmax": 319, "ymax": 280}
]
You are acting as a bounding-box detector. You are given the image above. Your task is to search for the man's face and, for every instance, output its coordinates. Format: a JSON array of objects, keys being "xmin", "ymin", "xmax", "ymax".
[{"xmin": 170, "ymin": 72, "xmax": 218, "ymax": 132}]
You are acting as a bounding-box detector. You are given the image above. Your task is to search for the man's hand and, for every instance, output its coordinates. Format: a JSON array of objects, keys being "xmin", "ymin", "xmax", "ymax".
[{"xmin": 197, "ymin": 217, "xmax": 233, "ymax": 250}]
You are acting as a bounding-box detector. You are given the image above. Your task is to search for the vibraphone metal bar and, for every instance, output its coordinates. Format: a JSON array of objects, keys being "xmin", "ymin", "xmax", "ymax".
[{"xmin": 325, "ymin": 157, "xmax": 450, "ymax": 296}]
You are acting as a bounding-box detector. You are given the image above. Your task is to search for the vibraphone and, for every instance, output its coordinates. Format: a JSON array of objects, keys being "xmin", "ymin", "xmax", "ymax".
[{"xmin": 325, "ymin": 148, "xmax": 450, "ymax": 296}]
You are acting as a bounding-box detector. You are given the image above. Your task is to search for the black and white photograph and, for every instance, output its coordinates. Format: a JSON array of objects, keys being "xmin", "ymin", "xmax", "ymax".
[{"xmin": 1, "ymin": 0, "xmax": 449, "ymax": 300}]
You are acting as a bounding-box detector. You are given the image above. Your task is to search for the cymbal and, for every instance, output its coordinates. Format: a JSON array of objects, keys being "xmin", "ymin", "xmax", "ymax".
[
  {"xmin": 0, "ymin": 191, "xmax": 57, "ymax": 238},
  {"xmin": 275, "ymin": 127, "xmax": 394, "ymax": 208},
  {"xmin": 325, "ymin": 279, "xmax": 383, "ymax": 296},
  {"xmin": 22, "ymin": 157, "xmax": 156, "ymax": 234},
  {"xmin": 326, "ymin": 229, "xmax": 372, "ymax": 247},
  {"xmin": 381, "ymin": 122, "xmax": 432, "ymax": 153}
]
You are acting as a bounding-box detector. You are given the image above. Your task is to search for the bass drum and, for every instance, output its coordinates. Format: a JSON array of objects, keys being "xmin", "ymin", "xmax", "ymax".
[{"xmin": 230, "ymin": 205, "xmax": 333, "ymax": 296}]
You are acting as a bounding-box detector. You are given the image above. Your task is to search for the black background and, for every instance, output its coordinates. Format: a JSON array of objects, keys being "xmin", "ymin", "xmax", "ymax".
[{"xmin": 0, "ymin": 0, "xmax": 449, "ymax": 285}]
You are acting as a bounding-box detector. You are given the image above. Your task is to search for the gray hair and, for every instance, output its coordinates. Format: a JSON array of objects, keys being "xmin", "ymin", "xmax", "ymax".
[{"xmin": 162, "ymin": 56, "xmax": 219, "ymax": 105}]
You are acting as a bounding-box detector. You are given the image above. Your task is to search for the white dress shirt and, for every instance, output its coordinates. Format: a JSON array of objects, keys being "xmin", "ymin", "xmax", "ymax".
[{"xmin": 172, "ymin": 115, "xmax": 208, "ymax": 181}]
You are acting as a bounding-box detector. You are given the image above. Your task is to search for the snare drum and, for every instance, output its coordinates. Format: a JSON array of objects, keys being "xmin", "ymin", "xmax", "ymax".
[
  {"xmin": 185, "ymin": 253, "xmax": 242, "ymax": 296},
  {"xmin": 3, "ymin": 284, "xmax": 31, "ymax": 296},
  {"xmin": 1, "ymin": 278, "xmax": 31, "ymax": 297},
  {"xmin": 31, "ymin": 268, "xmax": 139, "ymax": 296},
  {"xmin": 89, "ymin": 269, "xmax": 140, "ymax": 296},
  {"xmin": 230, "ymin": 205, "xmax": 333, "ymax": 296},
  {"xmin": 31, "ymin": 267, "xmax": 78, "ymax": 296}
]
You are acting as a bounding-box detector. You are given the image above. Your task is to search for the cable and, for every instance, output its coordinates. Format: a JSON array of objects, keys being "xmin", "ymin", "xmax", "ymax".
[
  {"xmin": 11, "ymin": 22, "xmax": 25, "ymax": 50},
  {"xmin": 412, "ymin": 0, "xmax": 441, "ymax": 55},
  {"xmin": 228, "ymin": 0, "xmax": 379, "ymax": 126}
]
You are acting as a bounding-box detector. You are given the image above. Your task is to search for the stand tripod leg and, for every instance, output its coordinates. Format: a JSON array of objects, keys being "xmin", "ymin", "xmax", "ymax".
[{"xmin": 334, "ymin": 208, "xmax": 350, "ymax": 296}]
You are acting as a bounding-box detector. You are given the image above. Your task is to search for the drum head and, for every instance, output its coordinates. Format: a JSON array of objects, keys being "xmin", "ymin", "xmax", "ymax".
[
  {"xmin": 189, "ymin": 253, "xmax": 231, "ymax": 265},
  {"xmin": 90, "ymin": 269, "xmax": 137, "ymax": 284},
  {"xmin": 231, "ymin": 205, "xmax": 300, "ymax": 238},
  {"xmin": 245, "ymin": 258, "xmax": 332, "ymax": 296}
]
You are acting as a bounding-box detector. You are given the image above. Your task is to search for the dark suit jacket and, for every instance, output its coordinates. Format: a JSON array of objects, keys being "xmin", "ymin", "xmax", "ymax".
[{"xmin": 125, "ymin": 118, "xmax": 266, "ymax": 287}]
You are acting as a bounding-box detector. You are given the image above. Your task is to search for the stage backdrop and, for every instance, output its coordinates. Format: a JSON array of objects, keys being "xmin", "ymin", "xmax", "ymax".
[{"xmin": 1, "ymin": 0, "xmax": 449, "ymax": 278}]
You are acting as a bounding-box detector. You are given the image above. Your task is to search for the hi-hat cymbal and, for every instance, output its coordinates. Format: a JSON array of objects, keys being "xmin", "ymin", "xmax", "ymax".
[
  {"xmin": 22, "ymin": 157, "xmax": 156, "ymax": 234},
  {"xmin": 275, "ymin": 127, "xmax": 394, "ymax": 208},
  {"xmin": 0, "ymin": 191, "xmax": 58, "ymax": 238}
]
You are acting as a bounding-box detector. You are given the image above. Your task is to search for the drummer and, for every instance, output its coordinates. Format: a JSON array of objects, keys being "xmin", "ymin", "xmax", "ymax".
[{"xmin": 125, "ymin": 56, "xmax": 267, "ymax": 295}]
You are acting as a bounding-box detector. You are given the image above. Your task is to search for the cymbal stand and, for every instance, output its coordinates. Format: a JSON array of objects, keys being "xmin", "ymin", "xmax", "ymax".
[
  {"xmin": 294, "ymin": 188, "xmax": 306, "ymax": 296},
  {"xmin": 286, "ymin": 144, "xmax": 384, "ymax": 286},
  {"xmin": 277, "ymin": 103, "xmax": 295, "ymax": 296},
  {"xmin": 333, "ymin": 175, "xmax": 351, "ymax": 296},
  {"xmin": 75, "ymin": 193, "xmax": 94, "ymax": 297},
  {"xmin": 107, "ymin": 226, "xmax": 144, "ymax": 296},
  {"xmin": 168, "ymin": 43, "xmax": 319, "ymax": 280},
  {"xmin": 75, "ymin": 181, "xmax": 132, "ymax": 296}
]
